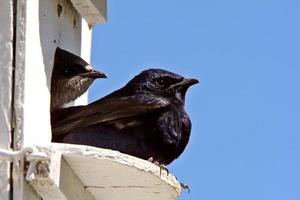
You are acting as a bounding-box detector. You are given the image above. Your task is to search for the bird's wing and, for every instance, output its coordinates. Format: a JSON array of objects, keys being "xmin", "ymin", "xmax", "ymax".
[{"xmin": 52, "ymin": 95, "xmax": 170, "ymax": 136}]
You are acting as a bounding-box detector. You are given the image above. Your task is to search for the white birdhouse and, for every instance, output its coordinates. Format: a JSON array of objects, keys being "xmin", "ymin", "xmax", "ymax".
[{"xmin": 0, "ymin": 1, "xmax": 181, "ymax": 199}]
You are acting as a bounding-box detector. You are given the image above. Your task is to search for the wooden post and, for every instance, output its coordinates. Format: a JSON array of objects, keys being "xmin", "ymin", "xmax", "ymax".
[
  {"xmin": 0, "ymin": 1, "xmax": 14, "ymax": 199},
  {"xmin": 10, "ymin": 0, "xmax": 105, "ymax": 199}
]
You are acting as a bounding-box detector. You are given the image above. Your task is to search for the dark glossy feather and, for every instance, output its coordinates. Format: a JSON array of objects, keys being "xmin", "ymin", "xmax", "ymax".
[
  {"xmin": 51, "ymin": 68, "xmax": 198, "ymax": 165},
  {"xmin": 52, "ymin": 95, "xmax": 170, "ymax": 135}
]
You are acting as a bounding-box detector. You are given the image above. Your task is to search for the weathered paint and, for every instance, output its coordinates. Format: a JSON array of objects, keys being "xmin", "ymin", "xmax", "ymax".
[
  {"xmin": 11, "ymin": 0, "xmax": 92, "ymax": 199},
  {"xmin": 0, "ymin": 0, "xmax": 13, "ymax": 199},
  {"xmin": 60, "ymin": 159, "xmax": 95, "ymax": 200},
  {"xmin": 73, "ymin": 18, "xmax": 93, "ymax": 106},
  {"xmin": 24, "ymin": 183, "xmax": 42, "ymax": 200},
  {"xmin": 13, "ymin": 0, "xmax": 92, "ymax": 147},
  {"xmin": 29, "ymin": 144, "xmax": 181, "ymax": 200},
  {"xmin": 13, "ymin": 1, "xmax": 27, "ymax": 199},
  {"xmin": 70, "ymin": 0, "xmax": 107, "ymax": 27},
  {"xmin": 22, "ymin": 0, "xmax": 84, "ymax": 147}
]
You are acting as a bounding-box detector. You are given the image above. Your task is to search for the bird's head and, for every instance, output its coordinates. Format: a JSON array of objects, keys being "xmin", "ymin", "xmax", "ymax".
[
  {"xmin": 53, "ymin": 47, "xmax": 107, "ymax": 79},
  {"xmin": 127, "ymin": 68, "xmax": 199, "ymax": 104}
]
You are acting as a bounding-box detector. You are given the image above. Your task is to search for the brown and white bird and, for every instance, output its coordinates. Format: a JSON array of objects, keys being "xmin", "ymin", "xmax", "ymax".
[{"xmin": 50, "ymin": 47, "xmax": 106, "ymax": 109}]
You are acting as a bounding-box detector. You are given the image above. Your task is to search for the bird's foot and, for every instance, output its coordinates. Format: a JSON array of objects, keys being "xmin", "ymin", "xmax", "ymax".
[
  {"xmin": 148, "ymin": 157, "xmax": 169, "ymax": 176},
  {"xmin": 180, "ymin": 182, "xmax": 191, "ymax": 193}
]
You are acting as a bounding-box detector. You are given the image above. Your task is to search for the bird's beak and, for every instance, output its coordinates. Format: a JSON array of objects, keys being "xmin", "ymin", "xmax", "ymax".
[
  {"xmin": 79, "ymin": 69, "xmax": 107, "ymax": 79},
  {"xmin": 168, "ymin": 78, "xmax": 199, "ymax": 91},
  {"xmin": 180, "ymin": 78, "xmax": 199, "ymax": 88}
]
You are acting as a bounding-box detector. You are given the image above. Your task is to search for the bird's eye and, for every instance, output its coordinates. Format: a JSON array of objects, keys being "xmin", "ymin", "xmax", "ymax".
[
  {"xmin": 155, "ymin": 78, "xmax": 165, "ymax": 86},
  {"xmin": 64, "ymin": 69, "xmax": 69, "ymax": 74}
]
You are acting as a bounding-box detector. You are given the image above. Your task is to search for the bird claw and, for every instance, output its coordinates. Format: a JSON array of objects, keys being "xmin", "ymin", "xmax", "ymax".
[
  {"xmin": 158, "ymin": 163, "xmax": 169, "ymax": 176},
  {"xmin": 180, "ymin": 182, "xmax": 191, "ymax": 193},
  {"xmin": 148, "ymin": 157, "xmax": 169, "ymax": 176}
]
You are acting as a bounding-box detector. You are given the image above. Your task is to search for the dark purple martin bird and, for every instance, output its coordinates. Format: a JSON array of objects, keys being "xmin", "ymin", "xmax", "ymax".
[
  {"xmin": 51, "ymin": 47, "xmax": 107, "ymax": 110},
  {"xmin": 51, "ymin": 69, "xmax": 198, "ymax": 165}
]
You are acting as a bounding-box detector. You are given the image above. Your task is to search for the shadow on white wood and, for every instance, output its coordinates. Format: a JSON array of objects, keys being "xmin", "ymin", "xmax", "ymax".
[
  {"xmin": 28, "ymin": 144, "xmax": 181, "ymax": 200},
  {"xmin": 0, "ymin": 1, "xmax": 13, "ymax": 199}
]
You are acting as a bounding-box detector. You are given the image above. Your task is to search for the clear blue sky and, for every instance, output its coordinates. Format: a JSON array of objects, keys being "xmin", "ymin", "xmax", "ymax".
[{"xmin": 89, "ymin": 1, "xmax": 300, "ymax": 199}]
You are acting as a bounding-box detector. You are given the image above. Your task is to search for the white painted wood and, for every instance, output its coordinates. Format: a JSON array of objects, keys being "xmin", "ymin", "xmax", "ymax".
[
  {"xmin": 29, "ymin": 179, "xmax": 68, "ymax": 200},
  {"xmin": 22, "ymin": 0, "xmax": 83, "ymax": 147},
  {"xmin": 13, "ymin": 0, "xmax": 28, "ymax": 199},
  {"xmin": 28, "ymin": 144, "xmax": 181, "ymax": 200},
  {"xmin": 0, "ymin": 0, "xmax": 13, "ymax": 199},
  {"xmin": 22, "ymin": 0, "xmax": 52, "ymax": 146},
  {"xmin": 12, "ymin": 0, "xmax": 104, "ymax": 148},
  {"xmin": 24, "ymin": 183, "xmax": 42, "ymax": 200},
  {"xmin": 70, "ymin": 0, "xmax": 107, "ymax": 27},
  {"xmin": 72, "ymin": 18, "xmax": 93, "ymax": 106},
  {"xmin": 11, "ymin": 1, "xmax": 95, "ymax": 199},
  {"xmin": 60, "ymin": 158, "xmax": 95, "ymax": 200},
  {"xmin": 13, "ymin": 0, "xmax": 27, "ymax": 150}
]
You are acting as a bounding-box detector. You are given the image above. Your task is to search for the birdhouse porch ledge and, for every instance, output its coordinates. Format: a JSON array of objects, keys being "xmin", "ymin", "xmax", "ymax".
[{"xmin": 26, "ymin": 143, "xmax": 181, "ymax": 200}]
